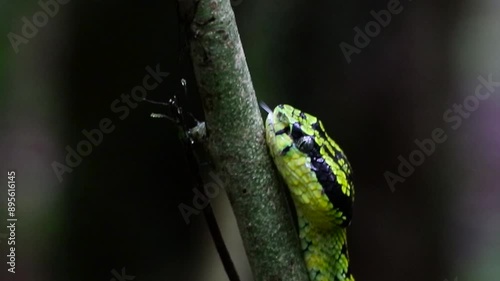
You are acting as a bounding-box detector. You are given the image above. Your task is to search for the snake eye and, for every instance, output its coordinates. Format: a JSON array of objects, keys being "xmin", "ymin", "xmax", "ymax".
[{"xmin": 296, "ymin": 136, "xmax": 314, "ymax": 153}]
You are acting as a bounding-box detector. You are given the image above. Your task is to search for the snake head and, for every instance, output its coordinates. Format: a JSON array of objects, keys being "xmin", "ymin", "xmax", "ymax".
[{"xmin": 265, "ymin": 104, "xmax": 354, "ymax": 228}]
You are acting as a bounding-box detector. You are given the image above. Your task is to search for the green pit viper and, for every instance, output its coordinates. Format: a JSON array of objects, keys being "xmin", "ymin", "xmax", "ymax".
[{"xmin": 263, "ymin": 104, "xmax": 355, "ymax": 281}]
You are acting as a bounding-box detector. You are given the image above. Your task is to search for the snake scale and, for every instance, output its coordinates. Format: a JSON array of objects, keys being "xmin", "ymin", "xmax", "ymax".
[{"xmin": 264, "ymin": 104, "xmax": 355, "ymax": 281}]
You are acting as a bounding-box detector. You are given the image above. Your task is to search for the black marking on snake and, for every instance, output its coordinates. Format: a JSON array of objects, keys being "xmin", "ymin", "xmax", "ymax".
[
  {"xmin": 312, "ymin": 122, "xmax": 326, "ymax": 140},
  {"xmin": 275, "ymin": 126, "xmax": 290, "ymax": 135},
  {"xmin": 291, "ymin": 122, "xmax": 304, "ymax": 139},
  {"xmin": 299, "ymin": 111, "xmax": 306, "ymax": 119},
  {"xmin": 309, "ymin": 147, "xmax": 353, "ymax": 227},
  {"xmin": 281, "ymin": 144, "xmax": 292, "ymax": 156},
  {"xmin": 313, "ymin": 122, "xmax": 354, "ymax": 182},
  {"xmin": 335, "ymin": 151, "xmax": 346, "ymax": 161},
  {"xmin": 290, "ymin": 120, "xmax": 352, "ymax": 226}
]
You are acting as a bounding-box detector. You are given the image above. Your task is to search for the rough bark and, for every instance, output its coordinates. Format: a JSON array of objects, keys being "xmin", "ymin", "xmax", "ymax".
[{"xmin": 178, "ymin": 1, "xmax": 310, "ymax": 280}]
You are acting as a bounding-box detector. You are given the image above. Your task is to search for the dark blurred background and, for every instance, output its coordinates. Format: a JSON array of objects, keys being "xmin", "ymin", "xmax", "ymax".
[{"xmin": 1, "ymin": 0, "xmax": 499, "ymax": 281}]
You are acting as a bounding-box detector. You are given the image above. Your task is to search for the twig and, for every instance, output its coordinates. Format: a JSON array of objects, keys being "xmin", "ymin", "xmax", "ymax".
[{"xmin": 178, "ymin": 1, "xmax": 310, "ymax": 280}]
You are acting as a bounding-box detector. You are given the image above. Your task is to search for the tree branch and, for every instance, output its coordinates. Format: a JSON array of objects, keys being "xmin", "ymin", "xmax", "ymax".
[{"xmin": 178, "ymin": 1, "xmax": 310, "ymax": 280}]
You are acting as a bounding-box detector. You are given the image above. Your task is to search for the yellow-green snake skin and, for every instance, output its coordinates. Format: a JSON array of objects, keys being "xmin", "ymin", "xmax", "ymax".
[{"xmin": 264, "ymin": 104, "xmax": 355, "ymax": 281}]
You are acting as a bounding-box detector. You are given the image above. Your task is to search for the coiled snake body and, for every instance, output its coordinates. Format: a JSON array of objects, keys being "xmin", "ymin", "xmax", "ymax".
[{"xmin": 264, "ymin": 104, "xmax": 355, "ymax": 281}]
